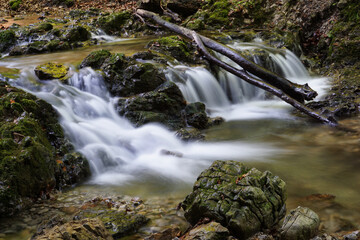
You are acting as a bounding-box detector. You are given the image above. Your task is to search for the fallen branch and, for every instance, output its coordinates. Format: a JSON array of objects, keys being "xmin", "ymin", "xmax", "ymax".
[
  {"xmin": 136, "ymin": 9, "xmax": 337, "ymax": 126},
  {"xmin": 191, "ymin": 31, "xmax": 337, "ymax": 126},
  {"xmin": 136, "ymin": 9, "xmax": 317, "ymax": 103}
]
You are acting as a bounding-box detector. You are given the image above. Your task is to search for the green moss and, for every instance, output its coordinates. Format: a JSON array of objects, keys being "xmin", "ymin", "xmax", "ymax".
[
  {"xmin": 0, "ymin": 82, "xmax": 90, "ymax": 216},
  {"xmin": 147, "ymin": 35, "xmax": 191, "ymax": 61},
  {"xmin": 80, "ymin": 49, "xmax": 111, "ymax": 69},
  {"xmin": 0, "ymin": 30, "xmax": 16, "ymax": 52},
  {"xmin": 9, "ymin": 0, "xmax": 21, "ymax": 10},
  {"xmin": 97, "ymin": 11, "xmax": 132, "ymax": 35},
  {"xmin": 34, "ymin": 62, "xmax": 70, "ymax": 81},
  {"xmin": 65, "ymin": 26, "xmax": 91, "ymax": 42},
  {"xmin": 341, "ymin": 2, "xmax": 360, "ymax": 22},
  {"xmin": 35, "ymin": 23, "xmax": 53, "ymax": 32}
]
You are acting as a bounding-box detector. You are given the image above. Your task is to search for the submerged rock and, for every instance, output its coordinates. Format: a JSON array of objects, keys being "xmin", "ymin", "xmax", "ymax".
[
  {"xmin": 280, "ymin": 206, "xmax": 320, "ymax": 240},
  {"xmin": 182, "ymin": 160, "xmax": 287, "ymax": 239}
]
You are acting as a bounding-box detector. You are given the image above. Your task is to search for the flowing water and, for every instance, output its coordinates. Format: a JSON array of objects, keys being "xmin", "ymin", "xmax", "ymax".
[{"xmin": 1, "ymin": 37, "xmax": 360, "ymax": 238}]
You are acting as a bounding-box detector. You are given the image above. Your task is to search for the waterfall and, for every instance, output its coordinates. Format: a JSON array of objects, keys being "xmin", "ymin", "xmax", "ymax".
[
  {"xmin": 8, "ymin": 67, "xmax": 279, "ymax": 185},
  {"xmin": 167, "ymin": 41, "xmax": 330, "ymax": 120}
]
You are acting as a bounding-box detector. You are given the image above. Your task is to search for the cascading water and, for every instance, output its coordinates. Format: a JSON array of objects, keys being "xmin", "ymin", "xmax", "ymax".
[
  {"xmin": 167, "ymin": 41, "xmax": 329, "ymax": 120},
  {"xmin": 8, "ymin": 67, "xmax": 279, "ymax": 185}
]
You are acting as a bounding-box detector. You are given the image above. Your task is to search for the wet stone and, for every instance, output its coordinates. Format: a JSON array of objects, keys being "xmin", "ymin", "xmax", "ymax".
[
  {"xmin": 182, "ymin": 160, "xmax": 287, "ymax": 239},
  {"xmin": 280, "ymin": 206, "xmax": 320, "ymax": 240}
]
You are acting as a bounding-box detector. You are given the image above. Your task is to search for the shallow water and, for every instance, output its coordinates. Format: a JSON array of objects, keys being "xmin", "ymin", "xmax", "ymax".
[{"xmin": 1, "ymin": 37, "xmax": 359, "ymax": 239}]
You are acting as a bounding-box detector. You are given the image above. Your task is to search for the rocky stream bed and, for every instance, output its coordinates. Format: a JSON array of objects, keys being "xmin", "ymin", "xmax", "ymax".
[{"xmin": 1, "ymin": 0, "xmax": 360, "ymax": 239}]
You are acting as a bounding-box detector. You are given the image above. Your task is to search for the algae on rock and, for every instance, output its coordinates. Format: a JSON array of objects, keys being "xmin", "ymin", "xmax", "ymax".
[
  {"xmin": 182, "ymin": 160, "xmax": 287, "ymax": 239},
  {"xmin": 0, "ymin": 81, "xmax": 90, "ymax": 216}
]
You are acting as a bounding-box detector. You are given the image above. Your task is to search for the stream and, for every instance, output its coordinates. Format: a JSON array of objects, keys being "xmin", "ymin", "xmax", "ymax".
[{"xmin": 0, "ymin": 37, "xmax": 360, "ymax": 239}]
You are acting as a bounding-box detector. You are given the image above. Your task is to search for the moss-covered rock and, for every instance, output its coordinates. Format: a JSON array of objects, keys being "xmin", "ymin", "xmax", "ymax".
[
  {"xmin": 64, "ymin": 25, "xmax": 91, "ymax": 42},
  {"xmin": 182, "ymin": 160, "xmax": 287, "ymax": 239},
  {"xmin": 80, "ymin": 49, "xmax": 112, "ymax": 69},
  {"xmin": 32, "ymin": 218, "xmax": 113, "ymax": 240},
  {"xmin": 96, "ymin": 11, "xmax": 132, "ymax": 35},
  {"xmin": 117, "ymin": 81, "xmax": 187, "ymax": 129},
  {"xmin": 75, "ymin": 198, "xmax": 149, "ymax": 239},
  {"xmin": 34, "ymin": 62, "xmax": 70, "ymax": 82},
  {"xmin": 0, "ymin": 81, "xmax": 90, "ymax": 216},
  {"xmin": 147, "ymin": 35, "xmax": 192, "ymax": 62},
  {"xmin": 33, "ymin": 23, "xmax": 54, "ymax": 33},
  {"xmin": 280, "ymin": 206, "xmax": 320, "ymax": 240},
  {"xmin": 184, "ymin": 0, "xmax": 268, "ymax": 30},
  {"xmin": 184, "ymin": 102, "xmax": 209, "ymax": 129},
  {"xmin": 9, "ymin": 0, "xmax": 21, "ymax": 10},
  {"xmin": 0, "ymin": 30, "xmax": 16, "ymax": 52}
]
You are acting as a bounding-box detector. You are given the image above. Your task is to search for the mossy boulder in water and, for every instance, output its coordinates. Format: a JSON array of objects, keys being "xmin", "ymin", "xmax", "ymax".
[
  {"xmin": 96, "ymin": 11, "xmax": 132, "ymax": 35},
  {"xmin": 64, "ymin": 26, "xmax": 91, "ymax": 42},
  {"xmin": 80, "ymin": 49, "xmax": 112, "ymax": 69},
  {"xmin": 0, "ymin": 30, "xmax": 16, "ymax": 52},
  {"xmin": 184, "ymin": 102, "xmax": 209, "ymax": 129},
  {"xmin": 9, "ymin": 0, "xmax": 21, "ymax": 10},
  {"xmin": 117, "ymin": 81, "xmax": 187, "ymax": 129},
  {"xmin": 147, "ymin": 35, "xmax": 192, "ymax": 62},
  {"xmin": 182, "ymin": 160, "xmax": 287, "ymax": 239},
  {"xmin": 34, "ymin": 62, "xmax": 70, "ymax": 82},
  {"xmin": 0, "ymin": 81, "xmax": 90, "ymax": 216},
  {"xmin": 33, "ymin": 23, "xmax": 53, "ymax": 33}
]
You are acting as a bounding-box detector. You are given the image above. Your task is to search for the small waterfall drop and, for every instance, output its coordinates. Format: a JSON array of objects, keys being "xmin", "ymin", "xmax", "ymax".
[
  {"xmin": 167, "ymin": 41, "xmax": 329, "ymax": 120},
  {"xmin": 9, "ymin": 67, "xmax": 279, "ymax": 185}
]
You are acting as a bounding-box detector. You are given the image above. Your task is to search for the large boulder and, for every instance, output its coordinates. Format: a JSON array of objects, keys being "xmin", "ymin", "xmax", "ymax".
[
  {"xmin": 0, "ymin": 81, "xmax": 90, "ymax": 216},
  {"xmin": 182, "ymin": 160, "xmax": 287, "ymax": 239}
]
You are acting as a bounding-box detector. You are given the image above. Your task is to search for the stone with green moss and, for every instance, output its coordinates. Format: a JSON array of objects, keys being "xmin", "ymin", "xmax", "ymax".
[
  {"xmin": 184, "ymin": 102, "xmax": 209, "ymax": 129},
  {"xmin": 9, "ymin": 0, "xmax": 21, "ymax": 10},
  {"xmin": 117, "ymin": 81, "xmax": 187, "ymax": 129},
  {"xmin": 0, "ymin": 30, "xmax": 16, "ymax": 52},
  {"xmin": 96, "ymin": 11, "xmax": 132, "ymax": 35},
  {"xmin": 34, "ymin": 63, "xmax": 70, "ymax": 82},
  {"xmin": 182, "ymin": 160, "xmax": 287, "ymax": 239},
  {"xmin": 80, "ymin": 49, "xmax": 112, "ymax": 69},
  {"xmin": 147, "ymin": 35, "xmax": 192, "ymax": 62},
  {"xmin": 34, "ymin": 23, "xmax": 53, "ymax": 33},
  {"xmin": 75, "ymin": 200, "xmax": 149, "ymax": 239},
  {"xmin": 0, "ymin": 81, "xmax": 90, "ymax": 216},
  {"xmin": 64, "ymin": 26, "xmax": 91, "ymax": 42}
]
